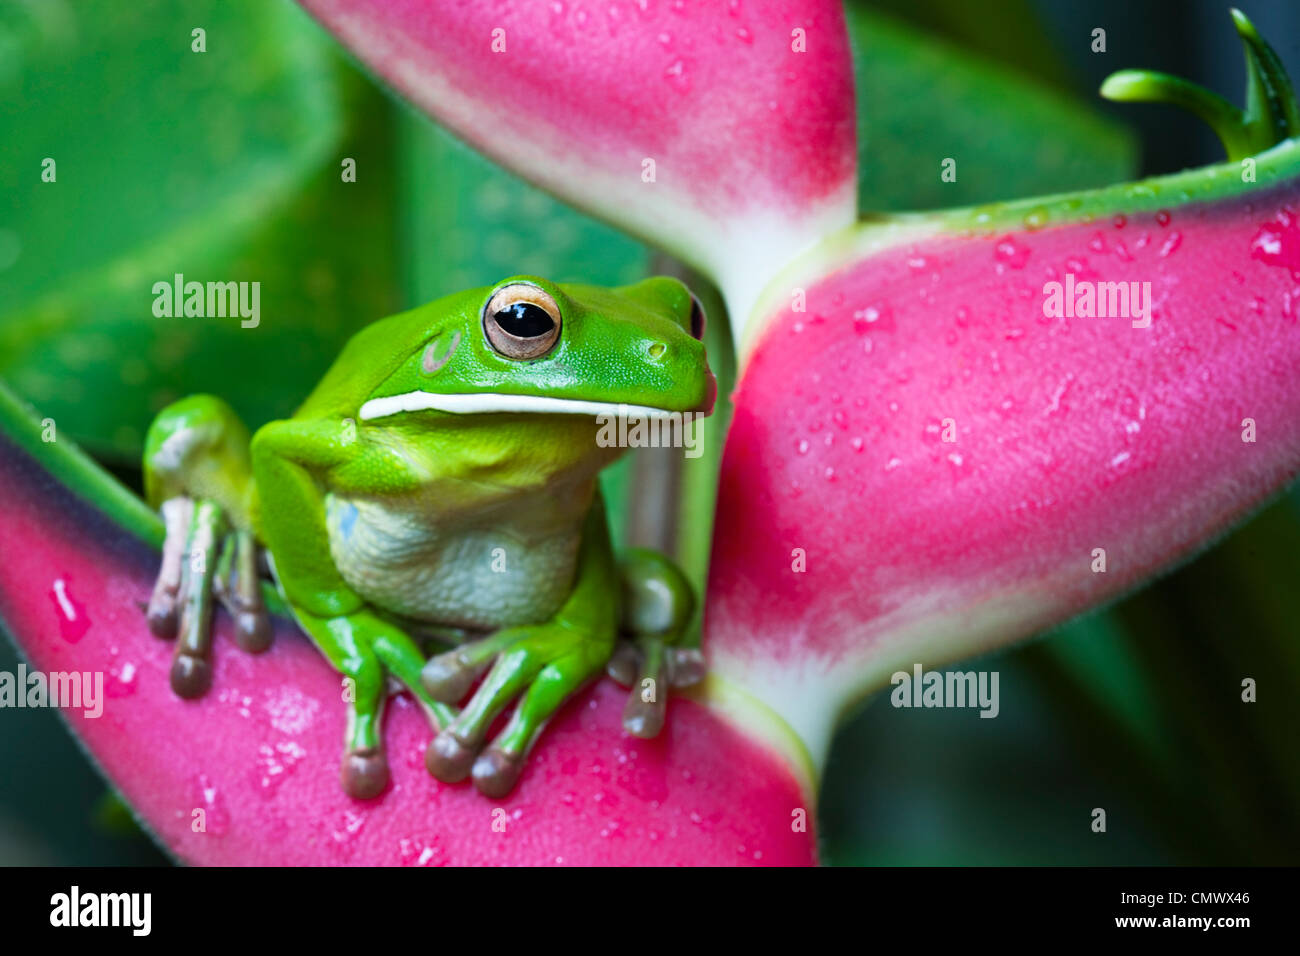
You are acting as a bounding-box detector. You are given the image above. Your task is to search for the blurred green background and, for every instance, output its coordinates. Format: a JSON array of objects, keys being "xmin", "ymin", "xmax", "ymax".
[{"xmin": 0, "ymin": 0, "xmax": 1297, "ymax": 864}]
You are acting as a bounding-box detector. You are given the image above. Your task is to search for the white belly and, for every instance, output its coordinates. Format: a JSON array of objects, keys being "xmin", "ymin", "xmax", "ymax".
[{"xmin": 324, "ymin": 493, "xmax": 580, "ymax": 629}]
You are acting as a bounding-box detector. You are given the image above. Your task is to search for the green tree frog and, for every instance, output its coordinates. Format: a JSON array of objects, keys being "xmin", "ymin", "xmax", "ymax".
[{"xmin": 141, "ymin": 275, "xmax": 715, "ymax": 798}]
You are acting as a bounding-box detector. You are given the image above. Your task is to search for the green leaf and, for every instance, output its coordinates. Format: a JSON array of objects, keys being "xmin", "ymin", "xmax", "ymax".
[
  {"xmin": 846, "ymin": 7, "xmax": 1137, "ymax": 212},
  {"xmin": 0, "ymin": 0, "xmax": 401, "ymax": 462},
  {"xmin": 856, "ymin": 0, "xmax": 1075, "ymax": 92}
]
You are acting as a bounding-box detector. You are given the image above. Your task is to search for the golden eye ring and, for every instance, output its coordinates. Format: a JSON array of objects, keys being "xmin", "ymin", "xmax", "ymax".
[{"xmin": 482, "ymin": 283, "xmax": 562, "ymax": 359}]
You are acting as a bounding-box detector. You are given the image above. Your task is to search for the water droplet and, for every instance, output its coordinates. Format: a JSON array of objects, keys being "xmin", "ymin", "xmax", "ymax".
[
  {"xmin": 1158, "ymin": 232, "xmax": 1182, "ymax": 257},
  {"xmin": 264, "ymin": 686, "xmax": 322, "ymax": 735},
  {"xmin": 49, "ymin": 578, "xmax": 90, "ymax": 643},
  {"xmin": 993, "ymin": 235, "xmax": 1031, "ymax": 269},
  {"xmin": 1112, "ymin": 214, "xmax": 1127, "ymax": 229},
  {"xmin": 105, "ymin": 660, "xmax": 137, "ymax": 698},
  {"xmin": 1155, "ymin": 209, "xmax": 1171, "ymax": 227},
  {"xmin": 1023, "ymin": 206, "xmax": 1049, "ymax": 231},
  {"xmin": 254, "ymin": 741, "xmax": 307, "ymax": 795},
  {"xmin": 664, "ymin": 59, "xmax": 690, "ymax": 93},
  {"xmin": 399, "ymin": 838, "xmax": 446, "ymax": 867},
  {"xmin": 852, "ymin": 303, "xmax": 893, "ymax": 333},
  {"xmin": 1251, "ymin": 213, "xmax": 1300, "ymax": 270},
  {"xmin": 190, "ymin": 774, "xmax": 231, "ymax": 835}
]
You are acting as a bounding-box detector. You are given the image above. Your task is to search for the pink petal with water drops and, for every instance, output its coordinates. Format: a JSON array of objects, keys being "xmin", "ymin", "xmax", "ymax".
[
  {"xmin": 0, "ymin": 430, "xmax": 816, "ymax": 865},
  {"xmin": 295, "ymin": 0, "xmax": 857, "ymax": 321},
  {"xmin": 705, "ymin": 179, "xmax": 1300, "ymax": 763}
]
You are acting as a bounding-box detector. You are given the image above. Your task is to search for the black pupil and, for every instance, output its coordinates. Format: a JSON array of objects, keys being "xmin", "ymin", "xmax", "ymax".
[{"xmin": 494, "ymin": 302, "xmax": 554, "ymax": 338}]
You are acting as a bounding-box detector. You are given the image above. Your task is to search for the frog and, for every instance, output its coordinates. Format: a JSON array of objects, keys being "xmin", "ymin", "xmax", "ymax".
[{"xmin": 140, "ymin": 275, "xmax": 715, "ymax": 799}]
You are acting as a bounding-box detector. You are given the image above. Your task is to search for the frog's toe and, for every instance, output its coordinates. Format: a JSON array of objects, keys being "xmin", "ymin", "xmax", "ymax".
[
  {"xmin": 605, "ymin": 642, "xmax": 641, "ymax": 686},
  {"xmin": 421, "ymin": 629, "xmax": 522, "ymax": 703},
  {"xmin": 425, "ymin": 730, "xmax": 479, "ymax": 783},
  {"xmin": 622, "ymin": 689, "xmax": 666, "ymax": 739},
  {"xmin": 341, "ymin": 747, "xmax": 390, "ymax": 799},
  {"xmin": 214, "ymin": 529, "xmax": 273, "ymax": 654},
  {"xmin": 170, "ymin": 649, "xmax": 212, "ymax": 699},
  {"xmin": 615, "ymin": 640, "xmax": 705, "ymax": 738},
  {"xmin": 472, "ymin": 747, "xmax": 524, "ymax": 799},
  {"xmin": 166, "ymin": 500, "xmax": 224, "ymax": 698},
  {"xmin": 234, "ymin": 608, "xmax": 273, "ymax": 654},
  {"xmin": 147, "ymin": 595, "xmax": 180, "ymax": 641},
  {"xmin": 668, "ymin": 647, "xmax": 707, "ymax": 688},
  {"xmin": 421, "ymin": 651, "xmax": 483, "ymax": 704},
  {"xmin": 147, "ymin": 497, "xmax": 193, "ymax": 639}
]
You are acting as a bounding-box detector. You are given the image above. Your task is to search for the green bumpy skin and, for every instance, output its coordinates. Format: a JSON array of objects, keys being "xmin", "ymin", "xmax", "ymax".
[{"xmin": 142, "ymin": 275, "xmax": 715, "ymax": 798}]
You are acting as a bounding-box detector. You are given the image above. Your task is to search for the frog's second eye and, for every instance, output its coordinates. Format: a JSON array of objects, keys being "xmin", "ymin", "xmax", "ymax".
[
  {"xmin": 483, "ymin": 283, "xmax": 561, "ymax": 359},
  {"xmin": 688, "ymin": 293, "xmax": 707, "ymax": 341}
]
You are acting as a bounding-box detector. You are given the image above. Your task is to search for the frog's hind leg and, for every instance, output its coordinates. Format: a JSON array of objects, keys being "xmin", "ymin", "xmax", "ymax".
[
  {"xmin": 425, "ymin": 626, "xmax": 586, "ymax": 797},
  {"xmin": 419, "ymin": 502, "xmax": 708, "ymax": 798},
  {"xmin": 143, "ymin": 396, "xmax": 272, "ymax": 696}
]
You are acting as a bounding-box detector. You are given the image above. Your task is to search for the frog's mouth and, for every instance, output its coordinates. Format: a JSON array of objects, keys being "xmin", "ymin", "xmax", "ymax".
[{"xmin": 358, "ymin": 390, "xmax": 710, "ymax": 421}]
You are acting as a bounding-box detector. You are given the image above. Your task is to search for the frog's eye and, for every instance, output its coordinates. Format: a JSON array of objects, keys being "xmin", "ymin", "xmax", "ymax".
[
  {"xmin": 688, "ymin": 293, "xmax": 707, "ymax": 341},
  {"xmin": 483, "ymin": 283, "xmax": 562, "ymax": 359}
]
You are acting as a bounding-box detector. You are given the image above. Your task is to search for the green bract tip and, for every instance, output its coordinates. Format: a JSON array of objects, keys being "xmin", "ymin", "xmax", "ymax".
[{"xmin": 1100, "ymin": 8, "xmax": 1298, "ymax": 161}]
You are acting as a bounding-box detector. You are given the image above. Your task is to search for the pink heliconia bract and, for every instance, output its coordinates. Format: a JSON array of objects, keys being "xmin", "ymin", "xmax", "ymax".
[
  {"xmin": 0, "ymin": 429, "xmax": 816, "ymax": 864},
  {"xmin": 294, "ymin": 0, "xmax": 858, "ymax": 322},
  {"xmin": 707, "ymin": 174, "xmax": 1300, "ymax": 763}
]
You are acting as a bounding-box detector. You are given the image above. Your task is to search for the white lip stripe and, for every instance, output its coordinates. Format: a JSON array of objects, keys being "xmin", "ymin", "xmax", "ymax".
[{"xmin": 358, "ymin": 391, "xmax": 682, "ymax": 421}]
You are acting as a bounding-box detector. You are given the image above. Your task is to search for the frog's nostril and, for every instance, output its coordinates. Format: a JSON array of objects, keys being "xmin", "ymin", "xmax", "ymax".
[{"xmin": 648, "ymin": 342, "xmax": 667, "ymax": 359}]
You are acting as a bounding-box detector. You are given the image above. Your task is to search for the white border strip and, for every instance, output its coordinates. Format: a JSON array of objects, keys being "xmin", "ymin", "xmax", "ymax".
[{"xmin": 359, "ymin": 390, "xmax": 681, "ymax": 421}]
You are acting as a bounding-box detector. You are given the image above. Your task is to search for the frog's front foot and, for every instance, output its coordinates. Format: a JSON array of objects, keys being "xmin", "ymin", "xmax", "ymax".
[
  {"xmin": 147, "ymin": 495, "xmax": 272, "ymax": 698},
  {"xmin": 423, "ymin": 622, "xmax": 610, "ymax": 798},
  {"xmin": 143, "ymin": 395, "xmax": 271, "ymax": 697}
]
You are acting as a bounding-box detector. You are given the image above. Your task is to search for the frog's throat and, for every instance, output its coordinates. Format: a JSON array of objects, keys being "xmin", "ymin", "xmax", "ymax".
[{"xmin": 358, "ymin": 391, "xmax": 685, "ymax": 421}]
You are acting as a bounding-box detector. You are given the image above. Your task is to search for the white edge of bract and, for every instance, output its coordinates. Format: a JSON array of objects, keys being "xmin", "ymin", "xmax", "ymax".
[{"xmin": 359, "ymin": 391, "xmax": 682, "ymax": 421}]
